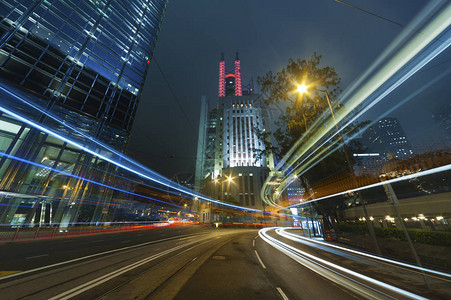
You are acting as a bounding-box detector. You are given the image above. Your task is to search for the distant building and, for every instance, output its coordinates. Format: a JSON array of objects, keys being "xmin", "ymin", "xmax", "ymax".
[
  {"xmin": 433, "ymin": 102, "xmax": 451, "ymax": 136},
  {"xmin": 362, "ymin": 117, "xmax": 414, "ymax": 160},
  {"xmin": 432, "ymin": 101, "xmax": 451, "ymax": 150},
  {"xmin": 195, "ymin": 96, "xmax": 216, "ymax": 191},
  {"xmin": 286, "ymin": 179, "xmax": 304, "ymax": 206},
  {"xmin": 195, "ymin": 53, "xmax": 273, "ymax": 212}
]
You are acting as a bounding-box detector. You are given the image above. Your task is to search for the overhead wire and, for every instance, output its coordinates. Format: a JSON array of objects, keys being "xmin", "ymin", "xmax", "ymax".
[{"xmin": 152, "ymin": 55, "xmax": 198, "ymax": 139}]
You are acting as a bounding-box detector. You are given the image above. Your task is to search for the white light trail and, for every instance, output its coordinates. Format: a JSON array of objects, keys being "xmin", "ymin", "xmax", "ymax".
[
  {"xmin": 278, "ymin": 228, "xmax": 451, "ymax": 279},
  {"xmin": 0, "ymin": 101, "xmax": 282, "ymax": 216},
  {"xmin": 262, "ymin": 2, "xmax": 451, "ymax": 207},
  {"xmin": 285, "ymin": 164, "xmax": 450, "ymax": 207},
  {"xmin": 259, "ymin": 228, "xmax": 428, "ymax": 300}
]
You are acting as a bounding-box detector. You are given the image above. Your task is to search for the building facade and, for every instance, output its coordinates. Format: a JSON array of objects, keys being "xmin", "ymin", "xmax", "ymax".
[
  {"xmin": 196, "ymin": 54, "xmax": 272, "ymax": 214},
  {"xmin": 362, "ymin": 117, "xmax": 414, "ymax": 160},
  {"xmin": 0, "ymin": 0, "xmax": 168, "ymax": 227},
  {"xmin": 0, "ymin": 0, "xmax": 167, "ymax": 149}
]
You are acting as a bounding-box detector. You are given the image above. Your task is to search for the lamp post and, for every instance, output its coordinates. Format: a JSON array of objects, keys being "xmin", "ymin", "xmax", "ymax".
[
  {"xmin": 316, "ymin": 88, "xmax": 353, "ymax": 169},
  {"xmin": 285, "ymin": 83, "xmax": 310, "ymax": 132},
  {"xmin": 298, "ymin": 83, "xmax": 381, "ymax": 253},
  {"xmin": 294, "ymin": 83, "xmax": 352, "ymax": 168},
  {"xmin": 296, "ymin": 84, "xmax": 309, "ymax": 132}
]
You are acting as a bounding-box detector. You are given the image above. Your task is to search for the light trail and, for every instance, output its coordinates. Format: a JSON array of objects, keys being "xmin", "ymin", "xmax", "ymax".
[
  {"xmin": 259, "ymin": 227, "xmax": 428, "ymax": 300},
  {"xmin": 0, "ymin": 150, "xmax": 183, "ymax": 208},
  {"xmin": 280, "ymin": 1, "xmax": 450, "ymax": 172},
  {"xmin": 0, "ymin": 150, "xmax": 292, "ymax": 219},
  {"xmin": 0, "ymin": 82, "xmax": 179, "ymax": 187},
  {"xmin": 285, "ymin": 163, "xmax": 450, "ymax": 208},
  {"xmin": 277, "ymin": 228, "xmax": 451, "ymax": 279},
  {"xmin": 262, "ymin": 2, "xmax": 451, "ymax": 206},
  {"xmin": 0, "ymin": 99, "xmax": 293, "ymax": 217},
  {"xmin": 0, "ymin": 83, "xmax": 230, "ymax": 209},
  {"xmin": 282, "ymin": 68, "xmax": 451, "ymax": 188}
]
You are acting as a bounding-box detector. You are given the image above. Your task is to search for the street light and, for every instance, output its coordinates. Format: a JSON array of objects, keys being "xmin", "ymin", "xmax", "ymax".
[
  {"xmin": 291, "ymin": 82, "xmax": 310, "ymax": 132},
  {"xmin": 294, "ymin": 82, "xmax": 344, "ymax": 151},
  {"xmin": 296, "ymin": 83, "xmax": 308, "ymax": 94}
]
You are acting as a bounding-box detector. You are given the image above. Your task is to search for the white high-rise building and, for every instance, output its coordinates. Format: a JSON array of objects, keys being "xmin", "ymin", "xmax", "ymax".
[
  {"xmin": 195, "ymin": 54, "xmax": 273, "ymax": 211},
  {"xmin": 221, "ymin": 96, "xmax": 266, "ymax": 169}
]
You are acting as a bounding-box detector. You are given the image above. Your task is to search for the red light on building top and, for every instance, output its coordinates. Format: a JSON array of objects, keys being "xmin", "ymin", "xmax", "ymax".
[
  {"xmin": 234, "ymin": 54, "xmax": 242, "ymax": 96},
  {"xmin": 219, "ymin": 58, "xmax": 225, "ymax": 97}
]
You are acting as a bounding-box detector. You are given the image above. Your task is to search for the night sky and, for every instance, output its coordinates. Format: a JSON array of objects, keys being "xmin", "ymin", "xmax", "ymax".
[{"xmin": 126, "ymin": 0, "xmax": 429, "ymax": 178}]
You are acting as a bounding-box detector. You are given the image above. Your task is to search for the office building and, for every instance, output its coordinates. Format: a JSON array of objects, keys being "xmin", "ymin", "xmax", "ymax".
[
  {"xmin": 0, "ymin": 0, "xmax": 168, "ymax": 227},
  {"xmin": 286, "ymin": 179, "xmax": 304, "ymax": 206},
  {"xmin": 196, "ymin": 54, "xmax": 272, "ymax": 213},
  {"xmin": 362, "ymin": 117, "xmax": 414, "ymax": 160},
  {"xmin": 0, "ymin": 0, "xmax": 167, "ymax": 149}
]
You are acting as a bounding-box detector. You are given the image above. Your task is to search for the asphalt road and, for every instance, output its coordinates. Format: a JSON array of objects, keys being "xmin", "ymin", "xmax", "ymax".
[{"xmin": 1, "ymin": 225, "xmax": 448, "ymax": 299}]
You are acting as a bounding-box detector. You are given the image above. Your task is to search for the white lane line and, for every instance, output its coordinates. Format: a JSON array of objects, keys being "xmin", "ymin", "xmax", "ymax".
[
  {"xmin": 278, "ymin": 228, "xmax": 451, "ymax": 279},
  {"xmin": 26, "ymin": 254, "xmax": 49, "ymax": 259},
  {"xmin": 0, "ymin": 232, "xmax": 209, "ymax": 281},
  {"xmin": 253, "ymin": 235, "xmax": 258, "ymax": 247},
  {"xmin": 276, "ymin": 287, "xmax": 289, "ymax": 300},
  {"xmin": 255, "ymin": 250, "xmax": 266, "ymax": 269}
]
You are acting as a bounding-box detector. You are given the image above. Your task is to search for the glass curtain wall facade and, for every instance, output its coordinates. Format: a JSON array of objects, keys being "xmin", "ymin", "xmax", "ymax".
[
  {"xmin": 0, "ymin": 0, "xmax": 168, "ymax": 229},
  {"xmin": 0, "ymin": 0, "xmax": 167, "ymax": 148}
]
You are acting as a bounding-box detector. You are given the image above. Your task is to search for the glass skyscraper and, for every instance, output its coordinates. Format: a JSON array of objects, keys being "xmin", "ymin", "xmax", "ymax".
[
  {"xmin": 0, "ymin": 0, "xmax": 168, "ymax": 228},
  {"xmin": 0, "ymin": 0, "xmax": 167, "ymax": 148}
]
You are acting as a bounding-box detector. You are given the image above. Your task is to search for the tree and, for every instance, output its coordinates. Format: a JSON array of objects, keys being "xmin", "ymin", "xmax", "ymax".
[
  {"xmin": 256, "ymin": 53, "xmax": 370, "ymax": 209},
  {"xmin": 257, "ymin": 52, "xmax": 342, "ymax": 156}
]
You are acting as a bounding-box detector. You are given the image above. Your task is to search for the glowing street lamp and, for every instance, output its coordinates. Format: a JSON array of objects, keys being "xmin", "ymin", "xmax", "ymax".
[
  {"xmin": 293, "ymin": 82, "xmax": 310, "ymax": 131},
  {"xmin": 296, "ymin": 83, "xmax": 308, "ymax": 95}
]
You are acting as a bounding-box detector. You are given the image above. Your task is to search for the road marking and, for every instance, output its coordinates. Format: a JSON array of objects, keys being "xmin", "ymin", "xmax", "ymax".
[
  {"xmin": 253, "ymin": 239, "xmax": 255, "ymax": 247},
  {"xmin": 0, "ymin": 271, "xmax": 21, "ymax": 277},
  {"xmin": 212, "ymin": 256, "xmax": 226, "ymax": 260},
  {"xmin": 0, "ymin": 232, "xmax": 209, "ymax": 281},
  {"xmin": 26, "ymin": 254, "xmax": 49, "ymax": 259},
  {"xmin": 254, "ymin": 250, "xmax": 266, "ymax": 269},
  {"xmin": 276, "ymin": 287, "xmax": 289, "ymax": 300}
]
